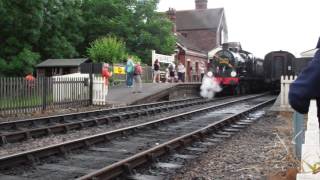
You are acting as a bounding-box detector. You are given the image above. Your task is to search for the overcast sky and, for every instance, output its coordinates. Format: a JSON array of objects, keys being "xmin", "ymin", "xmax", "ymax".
[{"xmin": 157, "ymin": 0, "xmax": 319, "ymax": 58}]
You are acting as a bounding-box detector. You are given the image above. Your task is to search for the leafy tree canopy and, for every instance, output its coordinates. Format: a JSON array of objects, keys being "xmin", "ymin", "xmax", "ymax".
[
  {"xmin": 81, "ymin": 0, "xmax": 175, "ymax": 65},
  {"xmin": 0, "ymin": 0, "xmax": 175, "ymax": 76}
]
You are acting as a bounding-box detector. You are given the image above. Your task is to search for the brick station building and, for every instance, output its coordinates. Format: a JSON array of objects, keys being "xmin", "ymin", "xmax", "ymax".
[{"xmin": 166, "ymin": 0, "xmax": 228, "ymax": 82}]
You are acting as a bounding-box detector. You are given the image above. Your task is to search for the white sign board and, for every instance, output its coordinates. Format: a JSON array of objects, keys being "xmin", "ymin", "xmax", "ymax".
[{"xmin": 152, "ymin": 50, "xmax": 175, "ymax": 67}]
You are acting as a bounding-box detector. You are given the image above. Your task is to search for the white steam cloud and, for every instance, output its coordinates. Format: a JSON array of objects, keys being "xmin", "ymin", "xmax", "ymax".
[{"xmin": 200, "ymin": 72, "xmax": 222, "ymax": 99}]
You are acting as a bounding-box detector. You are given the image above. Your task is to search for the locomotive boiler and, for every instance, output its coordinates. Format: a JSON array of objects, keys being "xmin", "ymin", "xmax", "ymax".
[{"xmin": 209, "ymin": 42, "xmax": 264, "ymax": 94}]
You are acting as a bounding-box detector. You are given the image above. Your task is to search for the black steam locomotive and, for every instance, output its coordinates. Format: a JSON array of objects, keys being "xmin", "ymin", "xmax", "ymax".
[
  {"xmin": 209, "ymin": 42, "xmax": 313, "ymax": 94},
  {"xmin": 209, "ymin": 42, "xmax": 264, "ymax": 94}
]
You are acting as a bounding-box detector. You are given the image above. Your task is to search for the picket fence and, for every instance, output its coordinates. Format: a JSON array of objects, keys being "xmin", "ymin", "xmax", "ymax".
[
  {"xmin": 296, "ymin": 100, "xmax": 320, "ymax": 180},
  {"xmin": 280, "ymin": 75, "xmax": 297, "ymax": 108},
  {"xmin": 53, "ymin": 73, "xmax": 108, "ymax": 106},
  {"xmin": 280, "ymin": 75, "xmax": 320, "ymax": 179}
]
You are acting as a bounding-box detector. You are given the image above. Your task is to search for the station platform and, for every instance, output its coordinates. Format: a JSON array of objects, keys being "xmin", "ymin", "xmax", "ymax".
[{"xmin": 106, "ymin": 83, "xmax": 201, "ymax": 106}]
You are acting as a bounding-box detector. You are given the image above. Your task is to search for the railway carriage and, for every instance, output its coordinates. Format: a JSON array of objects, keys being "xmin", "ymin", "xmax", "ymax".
[{"xmin": 264, "ymin": 50, "xmax": 295, "ymax": 90}]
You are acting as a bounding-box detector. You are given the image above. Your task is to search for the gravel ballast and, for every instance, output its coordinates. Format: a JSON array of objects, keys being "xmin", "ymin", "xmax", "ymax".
[{"xmin": 172, "ymin": 111, "xmax": 299, "ymax": 180}]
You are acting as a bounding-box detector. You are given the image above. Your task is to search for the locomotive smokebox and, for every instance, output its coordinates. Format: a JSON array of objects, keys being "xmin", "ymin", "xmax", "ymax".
[{"xmin": 222, "ymin": 43, "xmax": 228, "ymax": 50}]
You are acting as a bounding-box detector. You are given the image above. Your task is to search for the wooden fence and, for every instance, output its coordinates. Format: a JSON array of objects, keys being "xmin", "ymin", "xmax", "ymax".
[{"xmin": 0, "ymin": 76, "xmax": 90, "ymax": 115}]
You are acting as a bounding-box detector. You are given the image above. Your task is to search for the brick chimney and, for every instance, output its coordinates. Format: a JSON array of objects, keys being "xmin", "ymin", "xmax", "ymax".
[
  {"xmin": 195, "ymin": 0, "xmax": 208, "ymax": 10},
  {"xmin": 166, "ymin": 8, "xmax": 176, "ymax": 33}
]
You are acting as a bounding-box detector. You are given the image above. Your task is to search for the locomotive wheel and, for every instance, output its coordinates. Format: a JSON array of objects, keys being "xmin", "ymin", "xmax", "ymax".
[
  {"xmin": 235, "ymin": 86, "xmax": 241, "ymax": 95},
  {"xmin": 240, "ymin": 85, "xmax": 246, "ymax": 95}
]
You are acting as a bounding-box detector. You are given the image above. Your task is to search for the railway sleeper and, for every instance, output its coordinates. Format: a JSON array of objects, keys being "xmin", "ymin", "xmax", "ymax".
[
  {"xmin": 199, "ymin": 141, "xmax": 216, "ymax": 146},
  {"xmin": 27, "ymin": 154, "xmax": 40, "ymax": 165},
  {"xmin": 236, "ymin": 121, "xmax": 252, "ymax": 125},
  {"xmin": 223, "ymin": 127, "xmax": 241, "ymax": 132},
  {"xmin": 230, "ymin": 124, "xmax": 246, "ymax": 129},
  {"xmin": 173, "ymin": 154, "xmax": 197, "ymax": 160},
  {"xmin": 206, "ymin": 138, "xmax": 223, "ymax": 143},
  {"xmin": 122, "ymin": 163, "xmax": 134, "ymax": 176},
  {"xmin": 217, "ymin": 130, "xmax": 235, "ymax": 136},
  {"xmin": 129, "ymin": 174, "xmax": 164, "ymax": 180},
  {"xmin": 240, "ymin": 119, "xmax": 256, "ymax": 123},
  {"xmin": 186, "ymin": 147, "xmax": 208, "ymax": 153},
  {"xmin": 46, "ymin": 128, "xmax": 53, "ymax": 135},
  {"xmin": 0, "ymin": 136, "xmax": 7, "ymax": 145},
  {"xmin": 212, "ymin": 133, "xmax": 231, "ymax": 138},
  {"xmin": 155, "ymin": 162, "xmax": 182, "ymax": 169}
]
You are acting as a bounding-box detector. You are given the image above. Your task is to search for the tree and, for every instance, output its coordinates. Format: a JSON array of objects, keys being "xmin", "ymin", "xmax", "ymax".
[
  {"xmin": 81, "ymin": 0, "xmax": 175, "ymax": 65},
  {"xmin": 37, "ymin": 0, "xmax": 84, "ymax": 59},
  {"xmin": 87, "ymin": 36, "xmax": 127, "ymax": 64},
  {"xmin": 125, "ymin": 0, "xmax": 176, "ymax": 65},
  {"xmin": 0, "ymin": 0, "xmax": 175, "ymax": 76},
  {"xmin": 0, "ymin": 0, "xmax": 84, "ymax": 76},
  {"xmin": 0, "ymin": 0, "xmax": 44, "ymax": 76}
]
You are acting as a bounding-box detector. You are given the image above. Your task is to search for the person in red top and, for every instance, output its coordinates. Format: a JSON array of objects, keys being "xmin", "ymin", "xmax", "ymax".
[
  {"xmin": 25, "ymin": 73, "xmax": 35, "ymax": 88},
  {"xmin": 133, "ymin": 62, "xmax": 143, "ymax": 93},
  {"xmin": 102, "ymin": 63, "xmax": 112, "ymax": 99},
  {"xmin": 102, "ymin": 63, "xmax": 112, "ymax": 86}
]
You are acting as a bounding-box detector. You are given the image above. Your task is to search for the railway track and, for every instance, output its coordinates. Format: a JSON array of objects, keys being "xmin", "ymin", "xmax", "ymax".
[
  {"xmin": 0, "ymin": 97, "xmax": 210, "ymax": 145},
  {"xmin": 0, "ymin": 94, "xmax": 275, "ymax": 179}
]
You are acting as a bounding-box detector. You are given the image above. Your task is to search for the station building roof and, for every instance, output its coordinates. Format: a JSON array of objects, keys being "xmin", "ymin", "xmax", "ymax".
[
  {"xmin": 176, "ymin": 8, "xmax": 225, "ymax": 30},
  {"xmin": 36, "ymin": 58, "xmax": 90, "ymax": 68}
]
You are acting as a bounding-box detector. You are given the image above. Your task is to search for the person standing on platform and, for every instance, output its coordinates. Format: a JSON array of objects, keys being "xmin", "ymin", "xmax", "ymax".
[
  {"xmin": 125, "ymin": 56, "xmax": 134, "ymax": 88},
  {"xmin": 168, "ymin": 63, "xmax": 175, "ymax": 83},
  {"xmin": 289, "ymin": 38, "xmax": 320, "ymax": 126},
  {"xmin": 177, "ymin": 62, "xmax": 185, "ymax": 82},
  {"xmin": 153, "ymin": 59, "xmax": 160, "ymax": 83},
  {"xmin": 133, "ymin": 62, "xmax": 143, "ymax": 93},
  {"xmin": 199, "ymin": 64, "xmax": 205, "ymax": 81},
  {"xmin": 102, "ymin": 63, "xmax": 112, "ymax": 98}
]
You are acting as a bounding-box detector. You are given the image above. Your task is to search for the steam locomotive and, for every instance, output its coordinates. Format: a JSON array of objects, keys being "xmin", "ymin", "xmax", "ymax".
[
  {"xmin": 209, "ymin": 42, "xmax": 313, "ymax": 95},
  {"xmin": 208, "ymin": 42, "xmax": 265, "ymax": 94}
]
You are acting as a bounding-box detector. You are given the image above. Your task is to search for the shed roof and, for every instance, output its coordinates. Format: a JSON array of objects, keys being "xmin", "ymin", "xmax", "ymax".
[
  {"xmin": 36, "ymin": 58, "xmax": 90, "ymax": 68},
  {"xmin": 176, "ymin": 8, "xmax": 224, "ymax": 30}
]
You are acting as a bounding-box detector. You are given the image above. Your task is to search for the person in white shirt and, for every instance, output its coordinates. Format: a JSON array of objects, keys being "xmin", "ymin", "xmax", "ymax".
[
  {"xmin": 177, "ymin": 62, "xmax": 185, "ymax": 82},
  {"xmin": 199, "ymin": 64, "xmax": 205, "ymax": 81}
]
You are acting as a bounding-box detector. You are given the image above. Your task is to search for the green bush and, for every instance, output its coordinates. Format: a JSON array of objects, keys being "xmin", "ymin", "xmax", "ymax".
[{"xmin": 87, "ymin": 36, "xmax": 127, "ymax": 64}]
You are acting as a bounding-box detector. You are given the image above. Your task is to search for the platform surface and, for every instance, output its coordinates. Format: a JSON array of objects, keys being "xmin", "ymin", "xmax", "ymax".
[{"xmin": 106, "ymin": 83, "xmax": 178, "ymax": 106}]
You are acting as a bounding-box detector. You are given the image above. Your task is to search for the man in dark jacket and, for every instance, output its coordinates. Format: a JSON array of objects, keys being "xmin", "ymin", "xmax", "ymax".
[{"xmin": 289, "ymin": 38, "xmax": 320, "ymax": 124}]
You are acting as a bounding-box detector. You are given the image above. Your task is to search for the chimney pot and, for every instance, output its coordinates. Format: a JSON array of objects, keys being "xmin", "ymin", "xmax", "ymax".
[
  {"xmin": 195, "ymin": 0, "xmax": 208, "ymax": 10},
  {"xmin": 166, "ymin": 8, "xmax": 177, "ymax": 33}
]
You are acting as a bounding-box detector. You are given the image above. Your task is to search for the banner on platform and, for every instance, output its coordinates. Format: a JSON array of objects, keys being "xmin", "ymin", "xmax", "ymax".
[
  {"xmin": 113, "ymin": 65, "xmax": 125, "ymax": 74},
  {"xmin": 152, "ymin": 50, "xmax": 175, "ymax": 67}
]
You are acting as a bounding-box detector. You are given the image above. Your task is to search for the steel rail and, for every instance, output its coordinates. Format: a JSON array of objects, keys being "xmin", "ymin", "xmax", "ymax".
[
  {"xmin": 0, "ymin": 94, "xmax": 269, "ymax": 170},
  {"xmin": 78, "ymin": 98, "xmax": 276, "ymax": 180},
  {"xmin": 0, "ymin": 97, "xmax": 202, "ymax": 131},
  {"xmin": 0, "ymin": 98, "xmax": 207, "ymax": 145}
]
